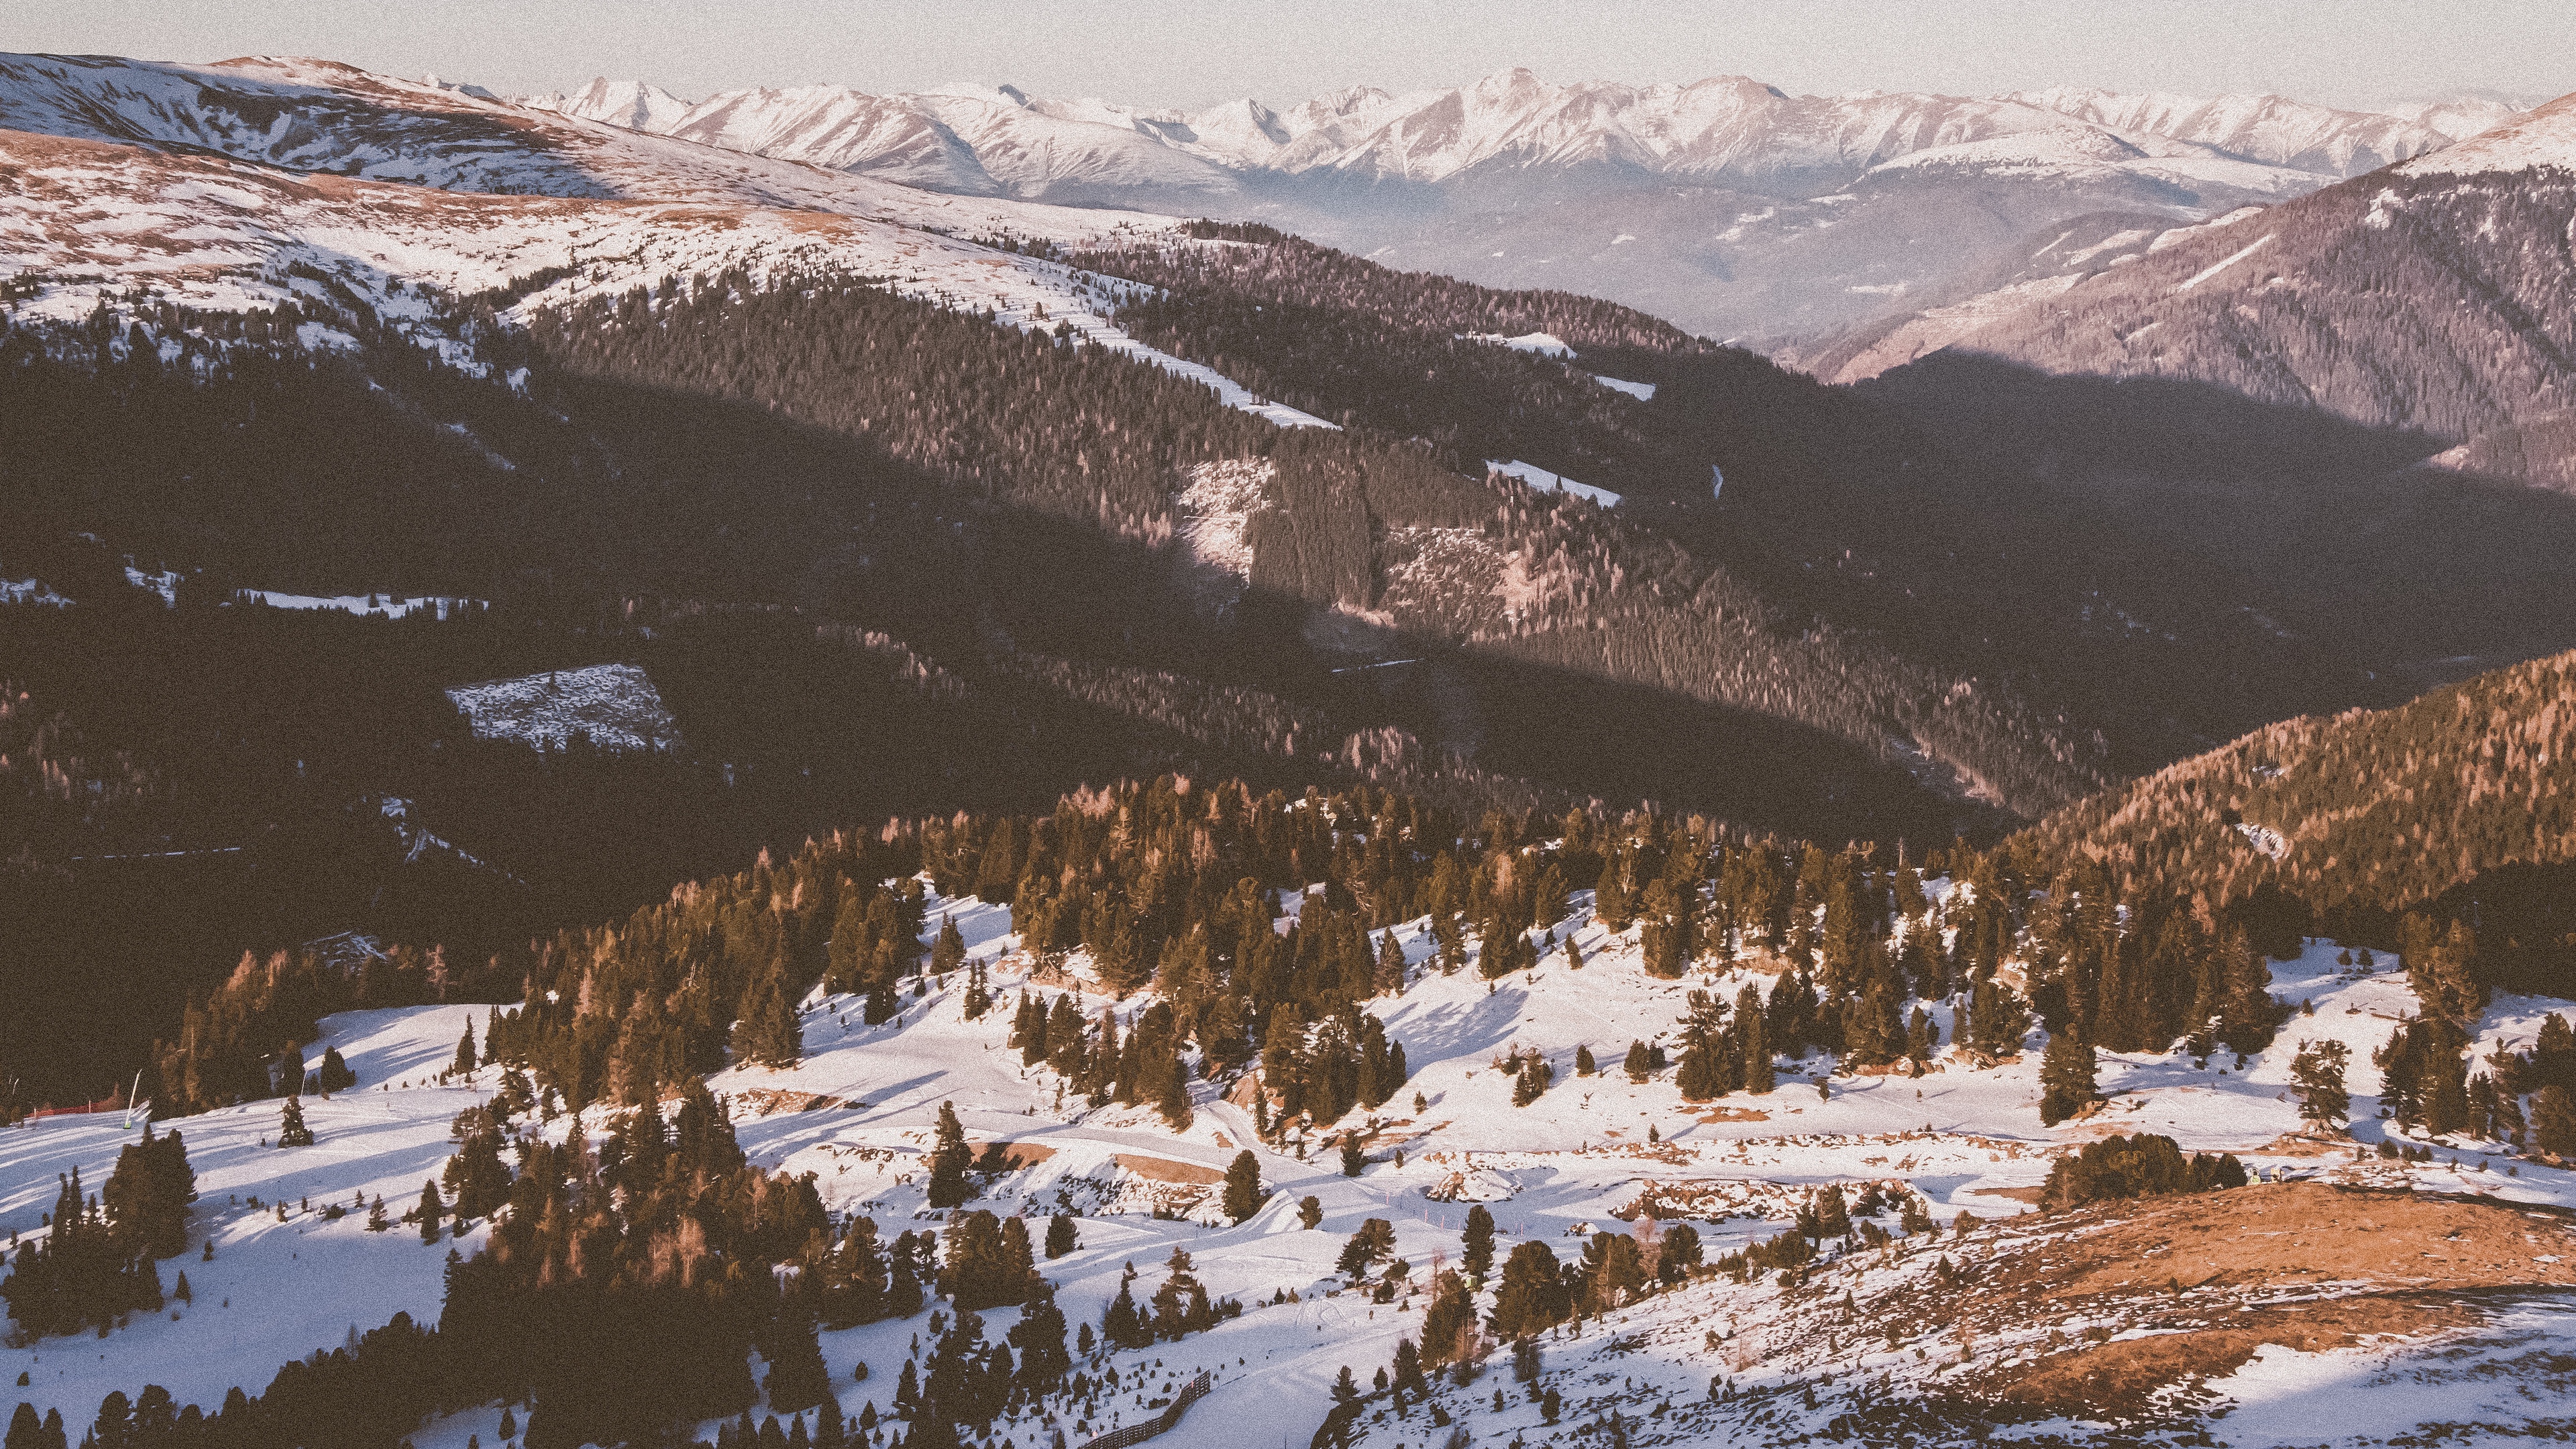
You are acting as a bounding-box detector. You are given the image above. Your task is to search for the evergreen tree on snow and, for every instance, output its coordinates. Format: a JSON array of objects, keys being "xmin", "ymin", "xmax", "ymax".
[
  {"xmin": 276, "ymin": 1095, "xmax": 315, "ymax": 1148},
  {"xmin": 926, "ymin": 1102, "xmax": 973, "ymax": 1210}
]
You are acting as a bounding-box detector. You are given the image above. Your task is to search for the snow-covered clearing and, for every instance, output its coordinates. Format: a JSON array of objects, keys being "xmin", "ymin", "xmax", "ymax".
[
  {"xmin": 1464, "ymin": 331, "xmax": 1575, "ymax": 358},
  {"xmin": 443, "ymin": 661, "xmax": 679, "ymax": 751},
  {"xmin": 239, "ymin": 590, "xmax": 484, "ymax": 621},
  {"xmin": 7, "ymin": 881, "xmax": 2572, "ymax": 1445},
  {"xmin": 0, "ymin": 579, "xmax": 70, "ymax": 607},
  {"xmin": 1487, "ymin": 460, "xmax": 1621, "ymax": 508},
  {"xmin": 2178, "ymin": 233, "xmax": 2275, "ymax": 292}
]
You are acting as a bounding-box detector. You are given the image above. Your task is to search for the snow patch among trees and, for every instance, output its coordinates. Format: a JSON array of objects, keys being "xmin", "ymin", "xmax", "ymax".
[{"xmin": 443, "ymin": 663, "xmax": 680, "ymax": 751}]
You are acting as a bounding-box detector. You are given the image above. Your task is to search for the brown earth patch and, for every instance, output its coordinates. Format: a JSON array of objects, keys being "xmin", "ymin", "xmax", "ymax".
[
  {"xmin": 982, "ymin": 1142, "xmax": 1055, "ymax": 1170},
  {"xmin": 1972, "ymin": 1185, "xmax": 2045, "ymax": 1204},
  {"xmin": 2257, "ymin": 1132, "xmax": 2351, "ymax": 1157},
  {"xmin": 1113, "ymin": 1153, "xmax": 1224, "ymax": 1185},
  {"xmin": 1695, "ymin": 1107, "xmax": 1771, "ymax": 1123},
  {"xmin": 1892, "ymin": 1183, "xmax": 2576, "ymax": 1418},
  {"xmin": 733, "ymin": 1089, "xmax": 848, "ymax": 1116},
  {"xmin": 2017, "ymin": 1182, "xmax": 2576, "ymax": 1301},
  {"xmin": 1976, "ymin": 1295, "xmax": 2469, "ymax": 1415}
]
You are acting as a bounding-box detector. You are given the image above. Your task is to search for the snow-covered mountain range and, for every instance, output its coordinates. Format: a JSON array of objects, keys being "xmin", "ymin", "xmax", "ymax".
[
  {"xmin": 530, "ymin": 68, "xmax": 2510, "ymax": 198},
  {"xmin": 520, "ymin": 67, "xmax": 2518, "ymax": 345}
]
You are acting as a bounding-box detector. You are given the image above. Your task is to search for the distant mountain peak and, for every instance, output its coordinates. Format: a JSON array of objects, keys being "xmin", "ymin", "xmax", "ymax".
[{"xmin": 2396, "ymin": 88, "xmax": 2576, "ymax": 176}]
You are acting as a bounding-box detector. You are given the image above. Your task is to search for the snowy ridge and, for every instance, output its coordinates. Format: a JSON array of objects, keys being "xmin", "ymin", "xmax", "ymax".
[
  {"xmin": 0, "ymin": 63, "xmax": 1338, "ymax": 435},
  {"xmin": 2395, "ymin": 89, "xmax": 2576, "ymax": 177},
  {"xmin": 2010, "ymin": 86, "xmax": 2522, "ymax": 176},
  {"xmin": 517, "ymin": 64, "xmax": 2522, "ymax": 201}
]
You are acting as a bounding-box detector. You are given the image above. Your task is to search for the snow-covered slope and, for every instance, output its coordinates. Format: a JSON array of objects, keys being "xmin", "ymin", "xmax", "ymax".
[
  {"xmin": 7, "ymin": 879, "xmax": 2571, "ymax": 1447},
  {"xmin": 2394, "ymin": 88, "xmax": 2576, "ymax": 176},
  {"xmin": 1837, "ymin": 87, "xmax": 2576, "ymax": 491},
  {"xmin": 0, "ymin": 58, "xmax": 1353, "ymax": 433}
]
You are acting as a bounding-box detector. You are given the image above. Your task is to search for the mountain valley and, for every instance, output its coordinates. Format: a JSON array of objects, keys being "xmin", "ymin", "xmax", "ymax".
[{"xmin": 2, "ymin": 37, "xmax": 2575, "ymax": 1449}]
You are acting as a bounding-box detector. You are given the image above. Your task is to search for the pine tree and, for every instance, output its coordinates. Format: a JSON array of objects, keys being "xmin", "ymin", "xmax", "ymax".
[
  {"xmin": 2536, "ymin": 1085, "xmax": 2576, "ymax": 1157},
  {"xmin": 454, "ymin": 1025, "xmax": 479, "ymax": 1077},
  {"xmin": 276, "ymin": 1095, "xmax": 315, "ymax": 1148},
  {"xmin": 364, "ymin": 1195, "xmax": 388, "ymax": 1232},
  {"xmin": 1419, "ymin": 1270, "xmax": 1476, "ymax": 1367},
  {"xmin": 930, "ymin": 916, "xmax": 967, "ymax": 977},
  {"xmin": 1044, "ymin": 1214, "xmax": 1077, "ymax": 1259},
  {"xmin": 2288, "ymin": 1040, "xmax": 2352, "ymax": 1132},
  {"xmin": 1391, "ymin": 1336, "xmax": 1428, "ymax": 1395},
  {"xmin": 1574, "ymin": 1044, "xmax": 1596, "ymax": 1076},
  {"xmin": 926, "ymin": 1102, "xmax": 973, "ymax": 1210},
  {"xmin": 417, "ymin": 1181, "xmax": 445, "ymax": 1242},
  {"xmin": 2038, "ymin": 1032, "xmax": 2098, "ymax": 1126},
  {"xmin": 1461, "ymin": 1204, "xmax": 1495, "ymax": 1280},
  {"xmin": 1298, "ymin": 1195, "xmax": 1324, "ymax": 1229},
  {"xmin": 1487, "ymin": 1241, "xmax": 1569, "ymax": 1340},
  {"xmin": 1008, "ymin": 1285, "xmax": 1071, "ymax": 1393},
  {"xmin": 732, "ymin": 956, "xmax": 805, "ymax": 1069},
  {"xmin": 1738, "ymin": 985, "xmax": 1775, "ymax": 1094},
  {"xmin": 765, "ymin": 1305, "xmax": 833, "ymax": 1415},
  {"xmin": 1222, "ymin": 1150, "xmax": 1265, "ymax": 1224},
  {"xmin": 1101, "ymin": 1271, "xmax": 1145, "ymax": 1350}
]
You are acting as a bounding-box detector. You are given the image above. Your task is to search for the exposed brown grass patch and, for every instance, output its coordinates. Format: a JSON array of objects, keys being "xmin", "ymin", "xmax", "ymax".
[
  {"xmin": 1113, "ymin": 1153, "xmax": 1223, "ymax": 1185},
  {"xmin": 1916, "ymin": 1183, "xmax": 2576, "ymax": 1417},
  {"xmin": 1980, "ymin": 1296, "xmax": 2468, "ymax": 1415},
  {"xmin": 2020, "ymin": 1182, "xmax": 2576, "ymax": 1300}
]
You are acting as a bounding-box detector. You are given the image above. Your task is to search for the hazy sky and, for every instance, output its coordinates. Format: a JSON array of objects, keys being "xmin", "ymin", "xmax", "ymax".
[{"xmin": 19, "ymin": 0, "xmax": 2571, "ymax": 109}]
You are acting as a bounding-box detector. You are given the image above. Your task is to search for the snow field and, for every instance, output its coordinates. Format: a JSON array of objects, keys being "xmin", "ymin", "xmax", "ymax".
[
  {"xmin": 443, "ymin": 662, "xmax": 681, "ymax": 751},
  {"xmin": 6, "ymin": 884, "xmax": 2573, "ymax": 1445}
]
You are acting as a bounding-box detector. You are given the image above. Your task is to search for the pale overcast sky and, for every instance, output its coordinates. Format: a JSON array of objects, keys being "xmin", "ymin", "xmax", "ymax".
[{"xmin": 17, "ymin": 0, "xmax": 2569, "ymax": 109}]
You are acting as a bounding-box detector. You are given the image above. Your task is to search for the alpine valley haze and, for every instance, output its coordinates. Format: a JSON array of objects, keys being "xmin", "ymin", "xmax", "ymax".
[{"xmin": 3, "ymin": 18, "xmax": 2576, "ymax": 1449}]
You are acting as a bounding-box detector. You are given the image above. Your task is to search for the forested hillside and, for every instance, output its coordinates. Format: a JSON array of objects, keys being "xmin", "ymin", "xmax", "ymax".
[
  {"xmin": 1885, "ymin": 140, "xmax": 2576, "ymax": 494},
  {"xmin": 1067, "ymin": 228, "xmax": 2540, "ymax": 779},
  {"xmin": 2019, "ymin": 649, "xmax": 2576, "ymax": 993}
]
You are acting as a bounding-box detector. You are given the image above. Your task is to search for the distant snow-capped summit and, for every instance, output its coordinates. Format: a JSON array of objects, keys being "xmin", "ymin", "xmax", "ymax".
[
  {"xmin": 2004, "ymin": 86, "xmax": 2517, "ymax": 174},
  {"xmin": 2395, "ymin": 88, "xmax": 2576, "ymax": 176}
]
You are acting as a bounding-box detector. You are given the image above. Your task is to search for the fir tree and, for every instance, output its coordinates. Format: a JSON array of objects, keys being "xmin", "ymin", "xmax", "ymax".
[
  {"xmin": 930, "ymin": 916, "xmax": 967, "ymax": 977},
  {"xmin": 926, "ymin": 1102, "xmax": 973, "ymax": 1210},
  {"xmin": 731, "ymin": 956, "xmax": 806, "ymax": 1069},
  {"xmin": 1419, "ymin": 1270, "xmax": 1475, "ymax": 1368},
  {"xmin": 2289, "ymin": 1040, "xmax": 2352, "ymax": 1132},
  {"xmin": 1340, "ymin": 1135, "xmax": 1366, "ymax": 1177},
  {"xmin": 276, "ymin": 1095, "xmax": 315, "ymax": 1148},
  {"xmin": 2536, "ymin": 1085, "xmax": 2576, "ymax": 1157},
  {"xmin": 453, "ymin": 1025, "xmax": 479, "ymax": 1077},
  {"xmin": 1100, "ymin": 1271, "xmax": 1146, "ymax": 1350},
  {"xmin": 415, "ymin": 1181, "xmax": 445, "ymax": 1243},
  {"xmin": 1222, "ymin": 1150, "xmax": 1265, "ymax": 1224},
  {"xmin": 765, "ymin": 1306, "xmax": 834, "ymax": 1416},
  {"xmin": 1461, "ymin": 1203, "xmax": 1497, "ymax": 1279},
  {"xmin": 1297, "ymin": 1195, "xmax": 1324, "ymax": 1230},
  {"xmin": 1008, "ymin": 1285, "xmax": 1071, "ymax": 1393},
  {"xmin": 1487, "ymin": 1242, "xmax": 1569, "ymax": 1340},
  {"xmin": 2038, "ymin": 1032, "xmax": 2098, "ymax": 1126},
  {"xmin": 1043, "ymin": 1214, "xmax": 1077, "ymax": 1259}
]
